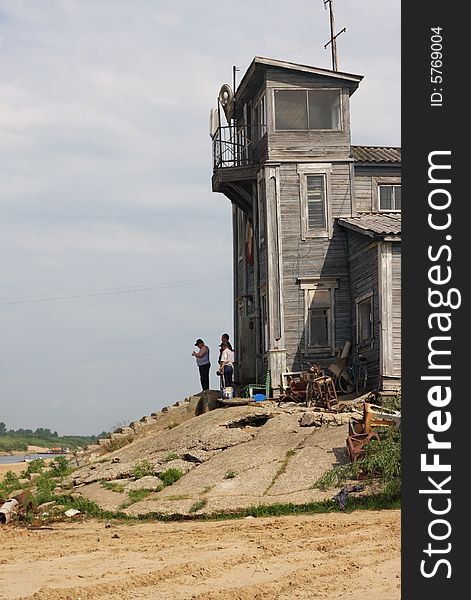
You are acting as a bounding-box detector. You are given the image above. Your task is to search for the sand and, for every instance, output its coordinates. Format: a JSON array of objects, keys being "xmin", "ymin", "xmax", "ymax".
[{"xmin": 0, "ymin": 510, "xmax": 400, "ymax": 600}]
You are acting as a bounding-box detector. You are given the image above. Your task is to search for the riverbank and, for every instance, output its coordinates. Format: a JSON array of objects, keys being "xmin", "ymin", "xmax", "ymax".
[{"xmin": 0, "ymin": 445, "xmax": 50, "ymax": 457}]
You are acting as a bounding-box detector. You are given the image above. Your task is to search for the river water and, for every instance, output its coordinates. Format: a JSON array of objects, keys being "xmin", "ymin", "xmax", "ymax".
[{"xmin": 0, "ymin": 453, "xmax": 65, "ymax": 465}]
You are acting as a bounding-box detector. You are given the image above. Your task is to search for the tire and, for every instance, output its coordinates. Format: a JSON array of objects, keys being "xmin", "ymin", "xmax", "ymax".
[
  {"xmin": 356, "ymin": 367, "xmax": 367, "ymax": 395},
  {"xmin": 338, "ymin": 369, "xmax": 354, "ymax": 394}
]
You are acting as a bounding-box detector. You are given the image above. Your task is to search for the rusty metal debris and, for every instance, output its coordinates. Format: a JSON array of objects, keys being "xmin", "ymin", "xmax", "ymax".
[{"xmin": 346, "ymin": 401, "xmax": 401, "ymax": 462}]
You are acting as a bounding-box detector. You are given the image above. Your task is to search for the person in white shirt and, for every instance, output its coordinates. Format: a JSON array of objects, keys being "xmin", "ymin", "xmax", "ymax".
[{"xmin": 219, "ymin": 340, "xmax": 234, "ymax": 392}]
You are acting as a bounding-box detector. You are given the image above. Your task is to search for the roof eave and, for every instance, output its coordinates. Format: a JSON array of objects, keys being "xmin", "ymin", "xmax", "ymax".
[{"xmin": 235, "ymin": 56, "xmax": 363, "ymax": 104}]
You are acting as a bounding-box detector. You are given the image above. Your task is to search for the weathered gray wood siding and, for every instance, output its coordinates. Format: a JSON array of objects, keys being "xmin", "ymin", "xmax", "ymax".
[
  {"xmin": 391, "ymin": 242, "xmax": 401, "ymax": 378},
  {"xmin": 265, "ymin": 70, "xmax": 352, "ymax": 162},
  {"xmin": 346, "ymin": 231, "xmax": 380, "ymax": 389},
  {"xmin": 354, "ymin": 166, "xmax": 401, "ymax": 213},
  {"xmin": 278, "ymin": 162, "xmax": 353, "ymax": 371}
]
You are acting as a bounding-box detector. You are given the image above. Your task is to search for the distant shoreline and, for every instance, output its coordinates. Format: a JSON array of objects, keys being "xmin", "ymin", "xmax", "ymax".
[{"xmin": 0, "ymin": 445, "xmax": 54, "ymax": 457}]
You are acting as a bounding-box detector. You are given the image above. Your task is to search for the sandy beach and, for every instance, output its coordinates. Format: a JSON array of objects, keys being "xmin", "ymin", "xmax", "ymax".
[{"xmin": 0, "ymin": 509, "xmax": 400, "ymax": 600}]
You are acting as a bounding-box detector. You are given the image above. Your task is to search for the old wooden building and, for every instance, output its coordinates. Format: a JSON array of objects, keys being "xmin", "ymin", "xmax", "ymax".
[{"xmin": 211, "ymin": 56, "xmax": 401, "ymax": 394}]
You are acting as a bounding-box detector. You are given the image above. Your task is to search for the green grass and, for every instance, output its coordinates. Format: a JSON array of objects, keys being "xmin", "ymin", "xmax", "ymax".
[
  {"xmin": 164, "ymin": 452, "xmax": 178, "ymax": 462},
  {"xmin": 189, "ymin": 499, "xmax": 207, "ymax": 513},
  {"xmin": 100, "ymin": 480, "xmax": 126, "ymax": 493},
  {"xmin": 264, "ymin": 449, "xmax": 296, "ymax": 495},
  {"xmin": 224, "ymin": 470, "xmax": 237, "ymax": 479},
  {"xmin": 132, "ymin": 460, "xmax": 155, "ymax": 479},
  {"xmin": 314, "ymin": 427, "xmax": 401, "ymax": 505},
  {"xmin": 158, "ymin": 468, "xmax": 183, "ymax": 487}
]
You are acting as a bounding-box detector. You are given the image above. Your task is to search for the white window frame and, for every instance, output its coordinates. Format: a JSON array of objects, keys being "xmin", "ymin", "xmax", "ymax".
[
  {"xmin": 252, "ymin": 93, "xmax": 267, "ymax": 141},
  {"xmin": 299, "ymin": 278, "xmax": 338, "ymax": 355},
  {"xmin": 272, "ymin": 88, "xmax": 343, "ymax": 131},
  {"xmin": 298, "ymin": 163, "xmax": 333, "ymax": 239},
  {"xmin": 372, "ymin": 177, "xmax": 401, "ymax": 212},
  {"xmin": 356, "ymin": 292, "xmax": 374, "ymax": 345}
]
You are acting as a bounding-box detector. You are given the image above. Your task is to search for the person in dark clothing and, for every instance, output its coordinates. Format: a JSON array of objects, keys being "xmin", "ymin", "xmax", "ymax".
[{"xmin": 192, "ymin": 338, "xmax": 210, "ymax": 391}]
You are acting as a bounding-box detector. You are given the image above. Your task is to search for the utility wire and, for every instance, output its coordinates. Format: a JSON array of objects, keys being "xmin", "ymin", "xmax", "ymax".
[{"xmin": 0, "ymin": 276, "xmax": 230, "ymax": 307}]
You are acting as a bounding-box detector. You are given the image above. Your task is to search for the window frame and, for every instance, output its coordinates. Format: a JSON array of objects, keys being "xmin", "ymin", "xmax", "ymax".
[
  {"xmin": 356, "ymin": 292, "xmax": 374, "ymax": 346},
  {"xmin": 298, "ymin": 163, "xmax": 333, "ymax": 239},
  {"xmin": 273, "ymin": 88, "xmax": 343, "ymax": 132},
  {"xmin": 372, "ymin": 177, "xmax": 401, "ymax": 212},
  {"xmin": 298, "ymin": 278, "xmax": 338, "ymax": 355}
]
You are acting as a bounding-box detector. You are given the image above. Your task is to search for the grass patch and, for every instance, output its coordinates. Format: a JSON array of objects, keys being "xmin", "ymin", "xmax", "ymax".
[
  {"xmin": 100, "ymin": 480, "xmax": 126, "ymax": 493},
  {"xmin": 314, "ymin": 427, "xmax": 401, "ymax": 504},
  {"xmin": 158, "ymin": 468, "xmax": 183, "ymax": 487},
  {"xmin": 102, "ymin": 435, "xmax": 133, "ymax": 453},
  {"xmin": 166, "ymin": 494, "xmax": 191, "ymax": 501},
  {"xmin": 189, "ymin": 499, "xmax": 207, "ymax": 513},
  {"xmin": 164, "ymin": 452, "xmax": 178, "ymax": 462},
  {"xmin": 224, "ymin": 470, "xmax": 237, "ymax": 479},
  {"xmin": 264, "ymin": 449, "xmax": 296, "ymax": 495},
  {"xmin": 200, "ymin": 486, "xmax": 213, "ymax": 495},
  {"xmin": 132, "ymin": 460, "xmax": 155, "ymax": 479}
]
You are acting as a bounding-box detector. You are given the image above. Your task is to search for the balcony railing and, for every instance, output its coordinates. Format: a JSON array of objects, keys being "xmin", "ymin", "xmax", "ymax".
[{"xmin": 212, "ymin": 124, "xmax": 266, "ymax": 170}]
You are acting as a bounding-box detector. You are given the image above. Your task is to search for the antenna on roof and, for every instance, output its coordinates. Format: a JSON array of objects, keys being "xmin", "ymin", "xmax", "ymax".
[{"xmin": 323, "ymin": 0, "xmax": 346, "ymax": 71}]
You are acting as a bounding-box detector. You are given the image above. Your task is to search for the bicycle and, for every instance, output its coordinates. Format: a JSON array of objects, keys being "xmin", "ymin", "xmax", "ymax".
[{"xmin": 335, "ymin": 352, "xmax": 368, "ymax": 395}]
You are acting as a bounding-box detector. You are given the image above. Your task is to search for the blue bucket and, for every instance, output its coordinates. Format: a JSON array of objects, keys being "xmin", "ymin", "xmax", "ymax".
[{"xmin": 253, "ymin": 393, "xmax": 266, "ymax": 402}]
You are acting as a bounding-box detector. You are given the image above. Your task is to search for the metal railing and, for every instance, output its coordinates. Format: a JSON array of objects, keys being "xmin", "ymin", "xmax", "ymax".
[{"xmin": 212, "ymin": 124, "xmax": 266, "ymax": 170}]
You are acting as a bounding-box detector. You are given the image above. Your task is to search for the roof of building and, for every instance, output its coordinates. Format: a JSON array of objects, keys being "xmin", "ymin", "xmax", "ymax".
[
  {"xmin": 235, "ymin": 56, "xmax": 363, "ymax": 104},
  {"xmin": 337, "ymin": 213, "xmax": 401, "ymax": 239},
  {"xmin": 351, "ymin": 146, "xmax": 401, "ymax": 164}
]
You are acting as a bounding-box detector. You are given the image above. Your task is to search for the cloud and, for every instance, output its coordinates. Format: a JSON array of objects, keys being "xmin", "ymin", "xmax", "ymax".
[{"xmin": 0, "ymin": 0, "xmax": 399, "ymax": 434}]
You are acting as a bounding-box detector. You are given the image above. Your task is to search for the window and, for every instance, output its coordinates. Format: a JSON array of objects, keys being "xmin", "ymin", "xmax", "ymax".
[
  {"xmin": 299, "ymin": 279, "xmax": 338, "ymax": 354},
  {"xmin": 357, "ymin": 295, "xmax": 373, "ymax": 343},
  {"xmin": 308, "ymin": 289, "xmax": 331, "ymax": 348},
  {"xmin": 253, "ymin": 94, "xmax": 267, "ymax": 141},
  {"xmin": 298, "ymin": 164, "xmax": 332, "ymax": 239},
  {"xmin": 306, "ymin": 175, "xmax": 326, "ymax": 231},
  {"xmin": 379, "ymin": 185, "xmax": 401, "ymax": 211},
  {"xmin": 274, "ymin": 89, "xmax": 341, "ymax": 130}
]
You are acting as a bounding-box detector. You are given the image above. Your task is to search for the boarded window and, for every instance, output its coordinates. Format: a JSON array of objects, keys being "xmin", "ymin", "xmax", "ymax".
[
  {"xmin": 274, "ymin": 89, "xmax": 341, "ymax": 130},
  {"xmin": 308, "ymin": 289, "xmax": 331, "ymax": 348},
  {"xmin": 379, "ymin": 185, "xmax": 401, "ymax": 210},
  {"xmin": 358, "ymin": 296, "xmax": 373, "ymax": 342},
  {"xmin": 306, "ymin": 175, "xmax": 326, "ymax": 230}
]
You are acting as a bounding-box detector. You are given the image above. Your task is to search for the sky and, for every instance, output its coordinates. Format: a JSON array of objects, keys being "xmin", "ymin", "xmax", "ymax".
[{"xmin": 0, "ymin": 0, "xmax": 400, "ymax": 436}]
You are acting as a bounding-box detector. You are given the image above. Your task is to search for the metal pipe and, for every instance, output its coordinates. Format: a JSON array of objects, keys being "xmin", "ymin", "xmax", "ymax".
[{"xmin": 0, "ymin": 498, "xmax": 19, "ymax": 525}]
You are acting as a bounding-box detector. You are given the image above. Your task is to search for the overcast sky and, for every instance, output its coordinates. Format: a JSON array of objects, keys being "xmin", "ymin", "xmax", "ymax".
[{"xmin": 0, "ymin": 1, "xmax": 400, "ymax": 436}]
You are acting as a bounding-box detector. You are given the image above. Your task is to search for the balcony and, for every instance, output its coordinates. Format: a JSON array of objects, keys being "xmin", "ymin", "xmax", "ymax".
[{"xmin": 212, "ymin": 124, "xmax": 267, "ymax": 170}]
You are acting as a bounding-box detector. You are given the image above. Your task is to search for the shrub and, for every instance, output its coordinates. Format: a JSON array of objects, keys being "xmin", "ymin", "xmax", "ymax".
[
  {"xmin": 158, "ymin": 468, "xmax": 183, "ymax": 487},
  {"xmin": 22, "ymin": 459, "xmax": 46, "ymax": 478},
  {"xmin": 50, "ymin": 456, "xmax": 72, "ymax": 477},
  {"xmin": 164, "ymin": 452, "xmax": 178, "ymax": 462},
  {"xmin": 133, "ymin": 460, "xmax": 155, "ymax": 479},
  {"xmin": 0, "ymin": 471, "xmax": 21, "ymax": 497},
  {"xmin": 224, "ymin": 470, "xmax": 237, "ymax": 479}
]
